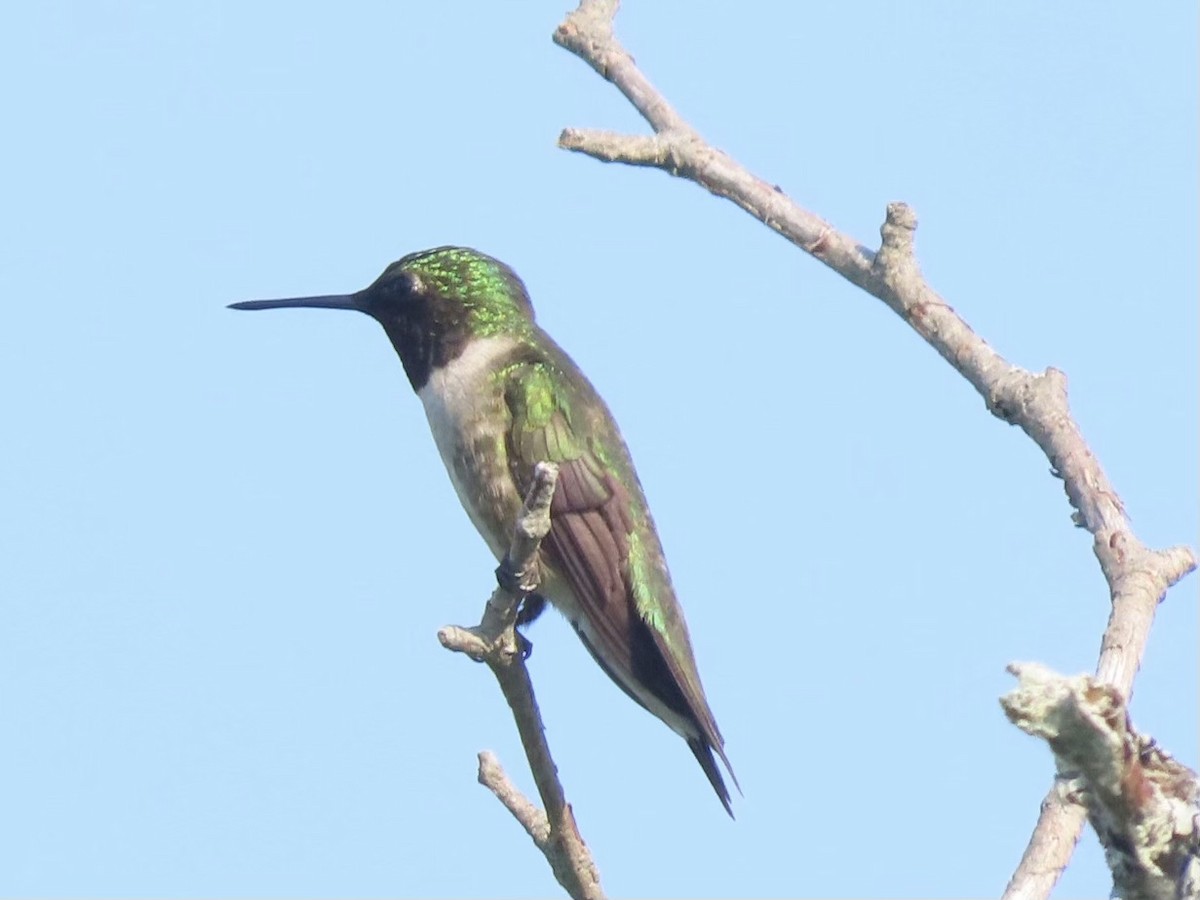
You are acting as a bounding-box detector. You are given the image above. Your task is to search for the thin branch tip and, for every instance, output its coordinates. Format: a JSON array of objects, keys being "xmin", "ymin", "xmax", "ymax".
[
  {"xmin": 886, "ymin": 200, "xmax": 918, "ymax": 231},
  {"xmin": 558, "ymin": 129, "xmax": 669, "ymax": 166},
  {"xmin": 437, "ymin": 624, "xmax": 488, "ymax": 660},
  {"xmin": 1159, "ymin": 545, "xmax": 1199, "ymax": 586},
  {"xmin": 526, "ymin": 461, "xmax": 559, "ymax": 514},
  {"xmin": 477, "ymin": 752, "xmax": 552, "ymax": 846}
]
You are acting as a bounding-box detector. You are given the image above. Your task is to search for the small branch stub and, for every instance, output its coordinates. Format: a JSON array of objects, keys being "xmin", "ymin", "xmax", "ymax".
[{"xmin": 873, "ymin": 201, "xmax": 920, "ymax": 287}]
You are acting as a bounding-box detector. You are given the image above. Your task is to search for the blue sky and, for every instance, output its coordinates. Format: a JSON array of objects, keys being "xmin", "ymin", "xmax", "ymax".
[{"xmin": 1, "ymin": 2, "xmax": 1195, "ymax": 897}]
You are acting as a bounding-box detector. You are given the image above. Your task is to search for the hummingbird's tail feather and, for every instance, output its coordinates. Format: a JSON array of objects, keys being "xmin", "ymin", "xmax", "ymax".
[
  {"xmin": 688, "ymin": 737, "xmax": 735, "ymax": 818},
  {"xmin": 571, "ymin": 610, "xmax": 738, "ymax": 817},
  {"xmin": 713, "ymin": 741, "xmax": 742, "ymax": 798}
]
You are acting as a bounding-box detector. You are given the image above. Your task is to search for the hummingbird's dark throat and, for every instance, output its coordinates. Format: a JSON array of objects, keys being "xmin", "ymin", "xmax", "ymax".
[{"xmin": 377, "ymin": 309, "xmax": 472, "ymax": 391}]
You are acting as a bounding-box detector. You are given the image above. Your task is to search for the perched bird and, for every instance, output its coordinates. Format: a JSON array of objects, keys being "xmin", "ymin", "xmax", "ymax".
[{"xmin": 231, "ymin": 247, "xmax": 737, "ymax": 813}]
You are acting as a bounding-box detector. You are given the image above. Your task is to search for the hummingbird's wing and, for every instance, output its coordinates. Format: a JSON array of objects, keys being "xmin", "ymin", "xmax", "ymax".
[{"xmin": 503, "ymin": 357, "xmax": 736, "ymax": 813}]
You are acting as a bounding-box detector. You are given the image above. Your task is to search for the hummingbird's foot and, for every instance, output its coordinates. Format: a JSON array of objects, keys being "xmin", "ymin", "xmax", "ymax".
[
  {"xmin": 495, "ymin": 558, "xmax": 530, "ymax": 595},
  {"xmin": 495, "ymin": 565, "xmax": 543, "ymax": 660}
]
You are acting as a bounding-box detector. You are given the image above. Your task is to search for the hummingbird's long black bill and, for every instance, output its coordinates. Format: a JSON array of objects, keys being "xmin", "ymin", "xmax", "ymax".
[{"xmin": 228, "ymin": 294, "xmax": 360, "ymax": 312}]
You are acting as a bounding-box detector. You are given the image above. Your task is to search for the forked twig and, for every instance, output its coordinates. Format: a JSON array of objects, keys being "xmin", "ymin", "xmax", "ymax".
[
  {"xmin": 553, "ymin": 3, "xmax": 1196, "ymax": 897},
  {"xmin": 439, "ymin": 462, "xmax": 605, "ymax": 900}
]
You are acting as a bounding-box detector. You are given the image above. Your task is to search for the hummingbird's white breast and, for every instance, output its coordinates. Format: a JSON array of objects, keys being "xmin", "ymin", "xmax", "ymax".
[{"xmin": 416, "ymin": 334, "xmax": 525, "ymax": 562}]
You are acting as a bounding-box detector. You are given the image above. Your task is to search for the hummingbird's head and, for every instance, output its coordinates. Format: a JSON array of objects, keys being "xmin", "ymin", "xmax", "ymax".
[{"xmin": 230, "ymin": 246, "xmax": 537, "ymax": 391}]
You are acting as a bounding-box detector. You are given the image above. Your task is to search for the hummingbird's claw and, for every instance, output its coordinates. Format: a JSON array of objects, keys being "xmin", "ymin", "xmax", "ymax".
[
  {"xmin": 495, "ymin": 559, "xmax": 528, "ymax": 595},
  {"xmin": 513, "ymin": 592, "xmax": 543, "ymax": 659},
  {"xmin": 515, "ymin": 629, "xmax": 534, "ymax": 660}
]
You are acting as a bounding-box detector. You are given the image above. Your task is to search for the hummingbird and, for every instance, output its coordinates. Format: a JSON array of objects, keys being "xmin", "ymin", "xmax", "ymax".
[{"xmin": 230, "ymin": 247, "xmax": 737, "ymax": 814}]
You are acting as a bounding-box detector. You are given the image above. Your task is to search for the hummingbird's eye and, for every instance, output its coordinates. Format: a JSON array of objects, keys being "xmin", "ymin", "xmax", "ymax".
[
  {"xmin": 399, "ymin": 271, "xmax": 423, "ymax": 297},
  {"xmin": 374, "ymin": 270, "xmax": 422, "ymax": 309}
]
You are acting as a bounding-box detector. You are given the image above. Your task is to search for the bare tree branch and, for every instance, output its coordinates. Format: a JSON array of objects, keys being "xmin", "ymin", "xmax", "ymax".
[
  {"xmin": 477, "ymin": 750, "xmax": 551, "ymax": 846},
  {"xmin": 553, "ymin": 2, "xmax": 1197, "ymax": 897},
  {"xmin": 439, "ymin": 462, "xmax": 605, "ymax": 900},
  {"xmin": 1002, "ymin": 664, "xmax": 1200, "ymax": 900}
]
